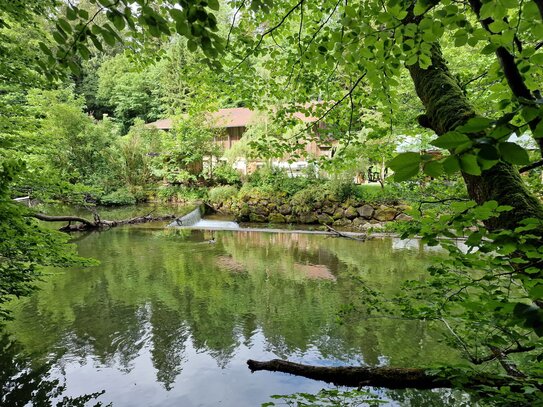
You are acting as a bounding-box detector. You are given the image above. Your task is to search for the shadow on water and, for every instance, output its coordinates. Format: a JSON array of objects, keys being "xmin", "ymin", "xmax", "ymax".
[{"xmin": 1, "ymin": 227, "xmax": 471, "ymax": 406}]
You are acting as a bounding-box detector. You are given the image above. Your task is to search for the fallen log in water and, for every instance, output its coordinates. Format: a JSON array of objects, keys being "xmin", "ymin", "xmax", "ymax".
[
  {"xmin": 32, "ymin": 212, "xmax": 176, "ymax": 232},
  {"xmin": 246, "ymin": 359, "xmax": 512, "ymax": 390}
]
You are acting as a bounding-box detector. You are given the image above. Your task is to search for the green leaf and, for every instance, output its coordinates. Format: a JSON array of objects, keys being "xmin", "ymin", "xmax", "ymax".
[
  {"xmin": 66, "ymin": 7, "xmax": 78, "ymax": 21},
  {"xmin": 498, "ymin": 142, "xmax": 530, "ymax": 165},
  {"xmin": 101, "ymin": 30, "xmax": 116, "ymax": 46},
  {"xmin": 423, "ymin": 160, "xmax": 443, "ymax": 177},
  {"xmin": 442, "ymin": 155, "xmax": 460, "ymax": 174},
  {"xmin": 112, "ymin": 14, "xmax": 126, "ymax": 31},
  {"xmin": 58, "ymin": 18, "xmax": 72, "ymax": 34},
  {"xmin": 207, "ymin": 0, "xmax": 220, "ymax": 10},
  {"xmin": 388, "ymin": 152, "xmax": 421, "ymax": 181},
  {"xmin": 534, "ymin": 118, "xmax": 543, "ymax": 139},
  {"xmin": 38, "ymin": 42, "xmax": 53, "ymax": 56},
  {"xmin": 430, "ymin": 132, "xmax": 471, "ymax": 149},
  {"xmin": 187, "ymin": 40, "xmax": 198, "ymax": 52},
  {"xmin": 460, "ymin": 154, "xmax": 481, "ymax": 175},
  {"xmin": 52, "ymin": 31, "xmax": 66, "ymax": 45},
  {"xmin": 457, "ymin": 117, "xmax": 493, "ymax": 133}
]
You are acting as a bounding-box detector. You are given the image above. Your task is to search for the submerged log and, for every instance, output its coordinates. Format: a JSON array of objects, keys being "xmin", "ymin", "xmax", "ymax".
[
  {"xmin": 32, "ymin": 212, "xmax": 176, "ymax": 232},
  {"xmin": 246, "ymin": 359, "xmax": 510, "ymax": 390}
]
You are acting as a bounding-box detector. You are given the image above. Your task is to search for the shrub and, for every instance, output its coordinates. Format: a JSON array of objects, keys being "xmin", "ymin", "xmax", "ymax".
[
  {"xmin": 207, "ymin": 185, "xmax": 239, "ymax": 205},
  {"xmin": 100, "ymin": 188, "xmax": 136, "ymax": 206},
  {"xmin": 247, "ymin": 166, "xmax": 315, "ymax": 196},
  {"xmin": 156, "ymin": 185, "xmax": 206, "ymax": 202},
  {"xmin": 212, "ymin": 162, "xmax": 242, "ymax": 186}
]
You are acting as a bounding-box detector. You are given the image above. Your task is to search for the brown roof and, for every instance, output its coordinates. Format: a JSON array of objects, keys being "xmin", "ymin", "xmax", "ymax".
[{"xmin": 145, "ymin": 107, "xmax": 318, "ymax": 130}]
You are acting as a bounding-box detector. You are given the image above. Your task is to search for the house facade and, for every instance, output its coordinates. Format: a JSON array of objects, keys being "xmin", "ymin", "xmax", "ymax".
[{"xmin": 146, "ymin": 107, "xmax": 337, "ymax": 176}]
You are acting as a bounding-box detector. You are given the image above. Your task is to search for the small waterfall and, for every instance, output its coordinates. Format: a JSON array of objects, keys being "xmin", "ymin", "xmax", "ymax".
[
  {"xmin": 169, "ymin": 207, "xmax": 239, "ymax": 229},
  {"xmin": 170, "ymin": 207, "xmax": 202, "ymax": 227}
]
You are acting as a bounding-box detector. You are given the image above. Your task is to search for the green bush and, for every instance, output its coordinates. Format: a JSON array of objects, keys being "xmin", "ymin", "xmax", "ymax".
[
  {"xmin": 207, "ymin": 185, "xmax": 239, "ymax": 205},
  {"xmin": 212, "ymin": 162, "xmax": 242, "ymax": 186},
  {"xmin": 100, "ymin": 188, "xmax": 136, "ymax": 206},
  {"xmin": 156, "ymin": 185, "xmax": 206, "ymax": 202},
  {"xmin": 247, "ymin": 166, "xmax": 315, "ymax": 196}
]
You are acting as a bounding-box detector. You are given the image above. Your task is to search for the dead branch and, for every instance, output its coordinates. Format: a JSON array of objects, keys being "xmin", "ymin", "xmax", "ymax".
[
  {"xmin": 324, "ymin": 224, "xmax": 369, "ymax": 241},
  {"xmin": 246, "ymin": 359, "xmax": 511, "ymax": 390},
  {"xmin": 32, "ymin": 212, "xmax": 176, "ymax": 232}
]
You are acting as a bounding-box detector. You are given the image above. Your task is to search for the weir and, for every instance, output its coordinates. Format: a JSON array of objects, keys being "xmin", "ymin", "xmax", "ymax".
[{"xmin": 169, "ymin": 206, "xmax": 240, "ymax": 229}]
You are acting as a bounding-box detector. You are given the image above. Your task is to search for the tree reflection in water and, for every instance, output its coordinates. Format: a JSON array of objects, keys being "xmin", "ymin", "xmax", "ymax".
[{"xmin": 1, "ymin": 228, "xmax": 467, "ymax": 405}]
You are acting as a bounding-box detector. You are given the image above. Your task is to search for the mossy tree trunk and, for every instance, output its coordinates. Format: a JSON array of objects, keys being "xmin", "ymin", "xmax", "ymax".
[{"xmin": 406, "ymin": 44, "xmax": 543, "ymax": 230}]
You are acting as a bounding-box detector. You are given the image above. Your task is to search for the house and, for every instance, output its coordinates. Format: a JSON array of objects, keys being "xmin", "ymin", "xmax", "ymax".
[{"xmin": 146, "ymin": 107, "xmax": 338, "ymax": 175}]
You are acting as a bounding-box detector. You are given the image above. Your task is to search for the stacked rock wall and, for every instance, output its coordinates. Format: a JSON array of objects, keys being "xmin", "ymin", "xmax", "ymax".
[{"xmin": 209, "ymin": 194, "xmax": 412, "ymax": 230}]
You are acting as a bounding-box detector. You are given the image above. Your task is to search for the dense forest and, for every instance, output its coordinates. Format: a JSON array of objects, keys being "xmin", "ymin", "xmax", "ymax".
[{"xmin": 1, "ymin": 0, "xmax": 543, "ymax": 405}]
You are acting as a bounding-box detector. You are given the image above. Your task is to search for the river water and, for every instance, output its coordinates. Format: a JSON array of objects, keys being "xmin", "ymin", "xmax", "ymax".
[{"xmin": 1, "ymin": 211, "xmax": 469, "ymax": 406}]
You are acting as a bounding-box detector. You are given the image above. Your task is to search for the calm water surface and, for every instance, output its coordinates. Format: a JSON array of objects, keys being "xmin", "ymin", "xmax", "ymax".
[{"xmin": 1, "ymin": 219, "xmax": 468, "ymax": 406}]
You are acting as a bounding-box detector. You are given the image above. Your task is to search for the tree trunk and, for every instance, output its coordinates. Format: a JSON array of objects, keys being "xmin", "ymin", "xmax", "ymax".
[
  {"xmin": 246, "ymin": 359, "xmax": 511, "ymax": 390},
  {"xmin": 406, "ymin": 44, "xmax": 543, "ymax": 230}
]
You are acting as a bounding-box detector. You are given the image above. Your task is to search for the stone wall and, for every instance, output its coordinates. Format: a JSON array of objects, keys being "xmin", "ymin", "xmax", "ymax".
[{"xmin": 209, "ymin": 195, "xmax": 412, "ymax": 230}]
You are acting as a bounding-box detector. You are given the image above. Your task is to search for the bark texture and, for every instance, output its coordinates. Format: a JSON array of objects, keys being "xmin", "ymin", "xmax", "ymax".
[{"xmin": 406, "ymin": 44, "xmax": 543, "ymax": 229}]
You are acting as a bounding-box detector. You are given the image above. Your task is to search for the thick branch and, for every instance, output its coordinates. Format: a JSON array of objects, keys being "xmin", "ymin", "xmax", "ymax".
[
  {"xmin": 32, "ymin": 212, "xmax": 175, "ymax": 232},
  {"xmin": 32, "ymin": 213, "xmax": 95, "ymax": 227},
  {"xmin": 246, "ymin": 359, "xmax": 509, "ymax": 390},
  {"xmin": 468, "ymin": 0, "xmax": 543, "ymax": 154},
  {"xmin": 519, "ymin": 159, "xmax": 543, "ymax": 173}
]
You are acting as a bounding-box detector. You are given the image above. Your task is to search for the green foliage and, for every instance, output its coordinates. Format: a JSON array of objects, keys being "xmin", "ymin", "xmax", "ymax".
[
  {"xmin": 210, "ymin": 162, "xmax": 242, "ymax": 185},
  {"xmin": 97, "ymin": 54, "xmax": 163, "ymax": 131},
  {"xmin": 264, "ymin": 388, "xmax": 385, "ymax": 407},
  {"xmin": 156, "ymin": 185, "xmax": 206, "ymax": 202},
  {"xmin": 247, "ymin": 166, "xmax": 314, "ymax": 196},
  {"xmin": 0, "ymin": 160, "xmax": 92, "ymax": 319},
  {"xmin": 207, "ymin": 185, "xmax": 239, "ymax": 205},
  {"xmin": 154, "ymin": 115, "xmax": 221, "ymax": 185},
  {"xmin": 99, "ymin": 188, "xmax": 137, "ymax": 206}
]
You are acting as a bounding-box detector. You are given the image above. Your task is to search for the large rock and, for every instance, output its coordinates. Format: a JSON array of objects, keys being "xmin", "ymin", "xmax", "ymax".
[
  {"xmin": 249, "ymin": 213, "xmax": 267, "ymax": 222},
  {"xmin": 374, "ymin": 206, "xmax": 397, "ymax": 221},
  {"xmin": 395, "ymin": 213, "xmax": 413, "ymax": 221},
  {"xmin": 278, "ymin": 204, "xmax": 292, "ymax": 215},
  {"xmin": 344, "ymin": 206, "xmax": 358, "ymax": 219},
  {"xmin": 317, "ymin": 214, "xmax": 334, "ymax": 225},
  {"xmin": 352, "ymin": 217, "xmax": 368, "ymax": 229},
  {"xmin": 333, "ymin": 218, "xmax": 352, "ymax": 227},
  {"xmin": 299, "ymin": 213, "xmax": 318, "ymax": 224},
  {"xmin": 357, "ymin": 204, "xmax": 374, "ymax": 219},
  {"xmin": 253, "ymin": 205, "xmax": 269, "ymax": 216},
  {"xmin": 286, "ymin": 215, "xmax": 297, "ymax": 223},
  {"xmin": 269, "ymin": 213, "xmax": 287, "ymax": 223},
  {"xmin": 322, "ymin": 205, "xmax": 336, "ymax": 215},
  {"xmin": 332, "ymin": 208, "xmax": 344, "ymax": 220}
]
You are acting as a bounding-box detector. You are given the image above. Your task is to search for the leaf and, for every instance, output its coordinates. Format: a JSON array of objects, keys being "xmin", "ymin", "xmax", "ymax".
[
  {"xmin": 52, "ymin": 31, "xmax": 66, "ymax": 45},
  {"xmin": 460, "ymin": 154, "xmax": 481, "ymax": 175},
  {"xmin": 430, "ymin": 132, "xmax": 471, "ymax": 149},
  {"xmin": 457, "ymin": 117, "xmax": 493, "ymax": 133},
  {"xmin": 498, "ymin": 142, "xmax": 530, "ymax": 165},
  {"xmin": 442, "ymin": 155, "xmax": 460, "ymax": 174},
  {"xmin": 58, "ymin": 18, "xmax": 72, "ymax": 34},
  {"xmin": 423, "ymin": 160, "xmax": 443, "ymax": 177},
  {"xmin": 66, "ymin": 7, "xmax": 78, "ymax": 21},
  {"xmin": 38, "ymin": 42, "xmax": 53, "ymax": 57},
  {"xmin": 207, "ymin": 0, "xmax": 220, "ymax": 10},
  {"xmin": 187, "ymin": 40, "xmax": 198, "ymax": 52},
  {"xmin": 388, "ymin": 152, "xmax": 421, "ymax": 181}
]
